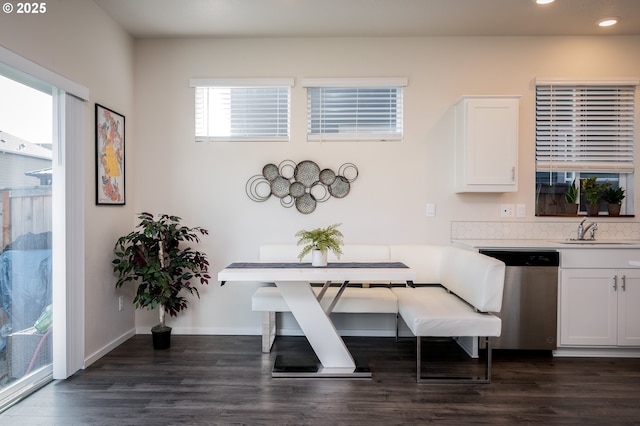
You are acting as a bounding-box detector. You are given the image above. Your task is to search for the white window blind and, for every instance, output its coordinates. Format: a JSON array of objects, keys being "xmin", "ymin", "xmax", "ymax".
[
  {"xmin": 190, "ymin": 78, "xmax": 293, "ymax": 142},
  {"xmin": 536, "ymin": 82, "xmax": 637, "ymax": 172},
  {"xmin": 303, "ymin": 78, "xmax": 407, "ymax": 142}
]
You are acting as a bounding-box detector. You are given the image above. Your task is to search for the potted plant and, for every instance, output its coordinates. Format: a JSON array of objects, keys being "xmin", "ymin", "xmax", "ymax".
[
  {"xmin": 602, "ymin": 185, "xmax": 625, "ymax": 216},
  {"xmin": 295, "ymin": 223, "xmax": 344, "ymax": 267},
  {"xmin": 564, "ymin": 179, "xmax": 579, "ymax": 215},
  {"xmin": 113, "ymin": 212, "xmax": 210, "ymax": 349},
  {"xmin": 581, "ymin": 177, "xmax": 609, "ymax": 216}
]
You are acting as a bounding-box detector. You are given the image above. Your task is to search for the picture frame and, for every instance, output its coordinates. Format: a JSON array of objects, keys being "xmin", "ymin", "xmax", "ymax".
[{"xmin": 95, "ymin": 103, "xmax": 125, "ymax": 205}]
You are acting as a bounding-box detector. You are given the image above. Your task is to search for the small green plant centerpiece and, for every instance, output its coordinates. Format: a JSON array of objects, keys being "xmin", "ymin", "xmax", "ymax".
[
  {"xmin": 602, "ymin": 185, "xmax": 625, "ymax": 216},
  {"xmin": 295, "ymin": 223, "xmax": 344, "ymax": 267},
  {"xmin": 113, "ymin": 212, "xmax": 210, "ymax": 349},
  {"xmin": 581, "ymin": 177, "xmax": 610, "ymax": 216},
  {"xmin": 564, "ymin": 179, "xmax": 579, "ymax": 215}
]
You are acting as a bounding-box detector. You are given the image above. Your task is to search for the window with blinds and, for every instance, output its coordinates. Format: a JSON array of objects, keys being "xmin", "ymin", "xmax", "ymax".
[
  {"xmin": 535, "ymin": 83, "xmax": 636, "ymax": 172},
  {"xmin": 189, "ymin": 78, "xmax": 293, "ymax": 142},
  {"xmin": 534, "ymin": 79, "xmax": 638, "ymax": 216},
  {"xmin": 303, "ymin": 78, "xmax": 407, "ymax": 142}
]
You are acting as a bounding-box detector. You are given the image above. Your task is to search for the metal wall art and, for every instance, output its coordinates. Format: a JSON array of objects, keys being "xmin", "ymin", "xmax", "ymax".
[{"xmin": 246, "ymin": 160, "xmax": 359, "ymax": 214}]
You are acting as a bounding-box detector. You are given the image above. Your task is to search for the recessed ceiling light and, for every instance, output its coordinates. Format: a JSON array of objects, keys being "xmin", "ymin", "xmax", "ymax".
[
  {"xmin": 598, "ymin": 17, "xmax": 619, "ymax": 27},
  {"xmin": 536, "ymin": 0, "xmax": 555, "ymax": 4}
]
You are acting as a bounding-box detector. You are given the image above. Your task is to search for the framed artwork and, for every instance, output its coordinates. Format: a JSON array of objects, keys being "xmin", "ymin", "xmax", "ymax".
[{"xmin": 95, "ymin": 104, "xmax": 125, "ymax": 205}]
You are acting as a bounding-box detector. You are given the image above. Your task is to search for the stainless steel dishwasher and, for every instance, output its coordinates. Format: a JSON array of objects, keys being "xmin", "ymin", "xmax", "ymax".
[{"xmin": 478, "ymin": 250, "xmax": 559, "ymax": 350}]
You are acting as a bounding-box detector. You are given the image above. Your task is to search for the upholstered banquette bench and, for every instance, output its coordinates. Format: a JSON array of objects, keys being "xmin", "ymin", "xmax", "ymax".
[
  {"xmin": 389, "ymin": 245, "xmax": 505, "ymax": 382},
  {"xmin": 251, "ymin": 244, "xmax": 505, "ymax": 382}
]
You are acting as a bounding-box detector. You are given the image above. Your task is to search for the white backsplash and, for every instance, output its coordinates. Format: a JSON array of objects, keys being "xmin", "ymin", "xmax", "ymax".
[{"xmin": 451, "ymin": 221, "xmax": 640, "ymax": 241}]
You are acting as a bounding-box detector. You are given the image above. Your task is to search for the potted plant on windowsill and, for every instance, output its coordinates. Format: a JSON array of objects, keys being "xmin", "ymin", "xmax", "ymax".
[
  {"xmin": 564, "ymin": 179, "xmax": 579, "ymax": 215},
  {"xmin": 295, "ymin": 223, "xmax": 344, "ymax": 267},
  {"xmin": 112, "ymin": 212, "xmax": 210, "ymax": 349},
  {"xmin": 581, "ymin": 177, "xmax": 610, "ymax": 217},
  {"xmin": 602, "ymin": 186, "xmax": 625, "ymax": 216}
]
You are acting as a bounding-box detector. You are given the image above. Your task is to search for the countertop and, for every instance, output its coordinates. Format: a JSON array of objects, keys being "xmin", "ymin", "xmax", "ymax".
[{"xmin": 451, "ymin": 239, "xmax": 640, "ymax": 251}]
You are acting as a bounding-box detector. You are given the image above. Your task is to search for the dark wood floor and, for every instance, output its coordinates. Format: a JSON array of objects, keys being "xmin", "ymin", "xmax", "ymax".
[{"xmin": 2, "ymin": 334, "xmax": 640, "ymax": 425}]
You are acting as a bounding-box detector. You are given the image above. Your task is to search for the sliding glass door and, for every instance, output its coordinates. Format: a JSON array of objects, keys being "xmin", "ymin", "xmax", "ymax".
[{"xmin": 0, "ymin": 73, "xmax": 53, "ymax": 402}]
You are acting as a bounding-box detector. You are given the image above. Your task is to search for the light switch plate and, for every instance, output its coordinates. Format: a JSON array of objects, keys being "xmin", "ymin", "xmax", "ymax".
[
  {"xmin": 516, "ymin": 203, "xmax": 526, "ymax": 217},
  {"xmin": 426, "ymin": 203, "xmax": 436, "ymax": 217}
]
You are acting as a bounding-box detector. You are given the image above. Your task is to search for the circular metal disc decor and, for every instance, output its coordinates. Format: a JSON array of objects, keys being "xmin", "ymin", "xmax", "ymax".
[
  {"xmin": 270, "ymin": 176, "xmax": 290, "ymax": 198},
  {"xmin": 294, "ymin": 160, "xmax": 321, "ymax": 188},
  {"xmin": 246, "ymin": 161, "xmax": 358, "ymax": 214},
  {"xmin": 319, "ymin": 168, "xmax": 336, "ymax": 185},
  {"xmin": 262, "ymin": 163, "xmax": 279, "ymax": 181},
  {"xmin": 279, "ymin": 160, "xmax": 297, "ymax": 180},
  {"xmin": 246, "ymin": 175, "xmax": 271, "ymax": 202},
  {"xmin": 310, "ymin": 181, "xmax": 330, "ymax": 202},
  {"xmin": 289, "ymin": 181, "xmax": 306, "ymax": 198},
  {"xmin": 329, "ymin": 175, "xmax": 350, "ymax": 198},
  {"xmin": 295, "ymin": 193, "xmax": 317, "ymax": 214}
]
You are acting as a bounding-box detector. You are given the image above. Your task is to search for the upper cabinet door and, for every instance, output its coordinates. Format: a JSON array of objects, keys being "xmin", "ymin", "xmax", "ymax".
[{"xmin": 455, "ymin": 96, "xmax": 519, "ymax": 193}]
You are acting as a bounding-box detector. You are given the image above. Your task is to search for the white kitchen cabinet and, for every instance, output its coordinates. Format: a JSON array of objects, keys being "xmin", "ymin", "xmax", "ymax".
[
  {"xmin": 454, "ymin": 96, "xmax": 519, "ymax": 193},
  {"xmin": 560, "ymin": 268, "xmax": 640, "ymax": 347}
]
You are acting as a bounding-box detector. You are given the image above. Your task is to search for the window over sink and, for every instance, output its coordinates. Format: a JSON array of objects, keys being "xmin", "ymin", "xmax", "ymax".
[{"xmin": 535, "ymin": 79, "xmax": 638, "ymax": 216}]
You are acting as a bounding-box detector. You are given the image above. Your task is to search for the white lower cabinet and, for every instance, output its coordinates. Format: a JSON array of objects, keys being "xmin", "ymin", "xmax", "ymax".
[{"xmin": 560, "ymin": 268, "xmax": 640, "ymax": 347}]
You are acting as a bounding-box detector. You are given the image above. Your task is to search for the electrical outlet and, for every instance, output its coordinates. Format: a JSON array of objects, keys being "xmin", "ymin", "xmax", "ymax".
[
  {"xmin": 516, "ymin": 203, "xmax": 526, "ymax": 218},
  {"xmin": 500, "ymin": 204, "xmax": 515, "ymax": 217},
  {"xmin": 118, "ymin": 296, "xmax": 123, "ymax": 311}
]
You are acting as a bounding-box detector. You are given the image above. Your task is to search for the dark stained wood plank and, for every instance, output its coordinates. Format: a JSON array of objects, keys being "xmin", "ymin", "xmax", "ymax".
[{"xmin": 2, "ymin": 335, "xmax": 640, "ymax": 424}]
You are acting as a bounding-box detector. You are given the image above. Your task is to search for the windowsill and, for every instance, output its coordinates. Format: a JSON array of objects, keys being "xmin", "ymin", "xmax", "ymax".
[{"xmin": 536, "ymin": 214, "xmax": 635, "ymax": 218}]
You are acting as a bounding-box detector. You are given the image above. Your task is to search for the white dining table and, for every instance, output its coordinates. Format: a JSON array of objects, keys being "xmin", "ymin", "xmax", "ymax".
[{"xmin": 218, "ymin": 261, "xmax": 416, "ymax": 378}]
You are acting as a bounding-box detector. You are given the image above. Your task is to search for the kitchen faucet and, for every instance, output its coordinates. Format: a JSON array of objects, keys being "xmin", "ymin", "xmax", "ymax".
[{"xmin": 577, "ymin": 219, "xmax": 597, "ymax": 240}]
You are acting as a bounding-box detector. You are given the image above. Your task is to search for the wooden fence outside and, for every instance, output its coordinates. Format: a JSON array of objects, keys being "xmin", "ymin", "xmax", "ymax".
[{"xmin": 1, "ymin": 187, "xmax": 52, "ymax": 251}]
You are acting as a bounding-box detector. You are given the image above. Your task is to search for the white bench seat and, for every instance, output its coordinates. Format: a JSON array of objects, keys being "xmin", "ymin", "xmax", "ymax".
[
  {"xmin": 393, "ymin": 287, "xmax": 501, "ymax": 337},
  {"xmin": 391, "ymin": 246, "xmax": 505, "ymax": 383},
  {"xmin": 252, "ymin": 286, "xmax": 398, "ymax": 314}
]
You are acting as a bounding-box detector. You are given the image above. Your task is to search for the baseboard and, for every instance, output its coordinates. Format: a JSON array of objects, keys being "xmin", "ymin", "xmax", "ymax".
[
  {"xmin": 554, "ymin": 347, "xmax": 640, "ymax": 358},
  {"xmin": 84, "ymin": 328, "xmax": 135, "ymax": 368},
  {"xmin": 134, "ymin": 326, "xmax": 260, "ymax": 335}
]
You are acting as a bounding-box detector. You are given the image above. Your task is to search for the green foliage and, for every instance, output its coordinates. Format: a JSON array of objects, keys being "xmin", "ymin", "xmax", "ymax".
[
  {"xmin": 295, "ymin": 223, "xmax": 344, "ymax": 262},
  {"xmin": 602, "ymin": 185, "xmax": 625, "ymax": 204},
  {"xmin": 564, "ymin": 179, "xmax": 579, "ymax": 204},
  {"xmin": 112, "ymin": 212, "xmax": 210, "ymax": 325},
  {"xmin": 581, "ymin": 177, "xmax": 610, "ymax": 205}
]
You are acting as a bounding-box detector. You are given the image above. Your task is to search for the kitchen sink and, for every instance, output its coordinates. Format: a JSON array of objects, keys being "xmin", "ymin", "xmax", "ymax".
[{"xmin": 556, "ymin": 240, "xmax": 637, "ymax": 245}]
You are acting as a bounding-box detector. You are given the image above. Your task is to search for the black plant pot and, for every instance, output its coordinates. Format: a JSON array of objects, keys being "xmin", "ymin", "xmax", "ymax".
[{"xmin": 151, "ymin": 326, "xmax": 172, "ymax": 350}]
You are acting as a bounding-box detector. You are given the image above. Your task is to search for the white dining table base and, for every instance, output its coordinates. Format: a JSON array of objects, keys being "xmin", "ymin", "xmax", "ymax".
[
  {"xmin": 271, "ymin": 281, "xmax": 372, "ymax": 378},
  {"xmin": 218, "ymin": 261, "xmax": 415, "ymax": 379}
]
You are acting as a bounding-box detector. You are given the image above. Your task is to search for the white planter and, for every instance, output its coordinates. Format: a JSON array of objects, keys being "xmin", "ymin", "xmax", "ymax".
[{"xmin": 311, "ymin": 249, "xmax": 328, "ymax": 267}]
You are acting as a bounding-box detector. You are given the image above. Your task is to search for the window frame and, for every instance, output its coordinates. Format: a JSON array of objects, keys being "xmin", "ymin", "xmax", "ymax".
[
  {"xmin": 302, "ymin": 77, "xmax": 407, "ymax": 142},
  {"xmin": 189, "ymin": 78, "xmax": 294, "ymax": 143},
  {"xmin": 534, "ymin": 78, "xmax": 638, "ymax": 217}
]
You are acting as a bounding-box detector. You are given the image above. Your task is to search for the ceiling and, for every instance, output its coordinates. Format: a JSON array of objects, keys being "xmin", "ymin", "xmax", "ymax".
[{"xmin": 93, "ymin": 0, "xmax": 640, "ymax": 39}]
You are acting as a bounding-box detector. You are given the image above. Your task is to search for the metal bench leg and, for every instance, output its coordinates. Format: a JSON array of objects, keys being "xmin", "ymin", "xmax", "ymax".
[
  {"xmin": 416, "ymin": 336, "xmax": 493, "ymax": 383},
  {"xmin": 416, "ymin": 336, "xmax": 421, "ymax": 381}
]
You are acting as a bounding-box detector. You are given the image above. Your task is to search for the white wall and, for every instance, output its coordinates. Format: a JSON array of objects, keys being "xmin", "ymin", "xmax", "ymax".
[
  {"xmin": 0, "ymin": 0, "xmax": 136, "ymax": 363},
  {"xmin": 133, "ymin": 36, "xmax": 640, "ymax": 335}
]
